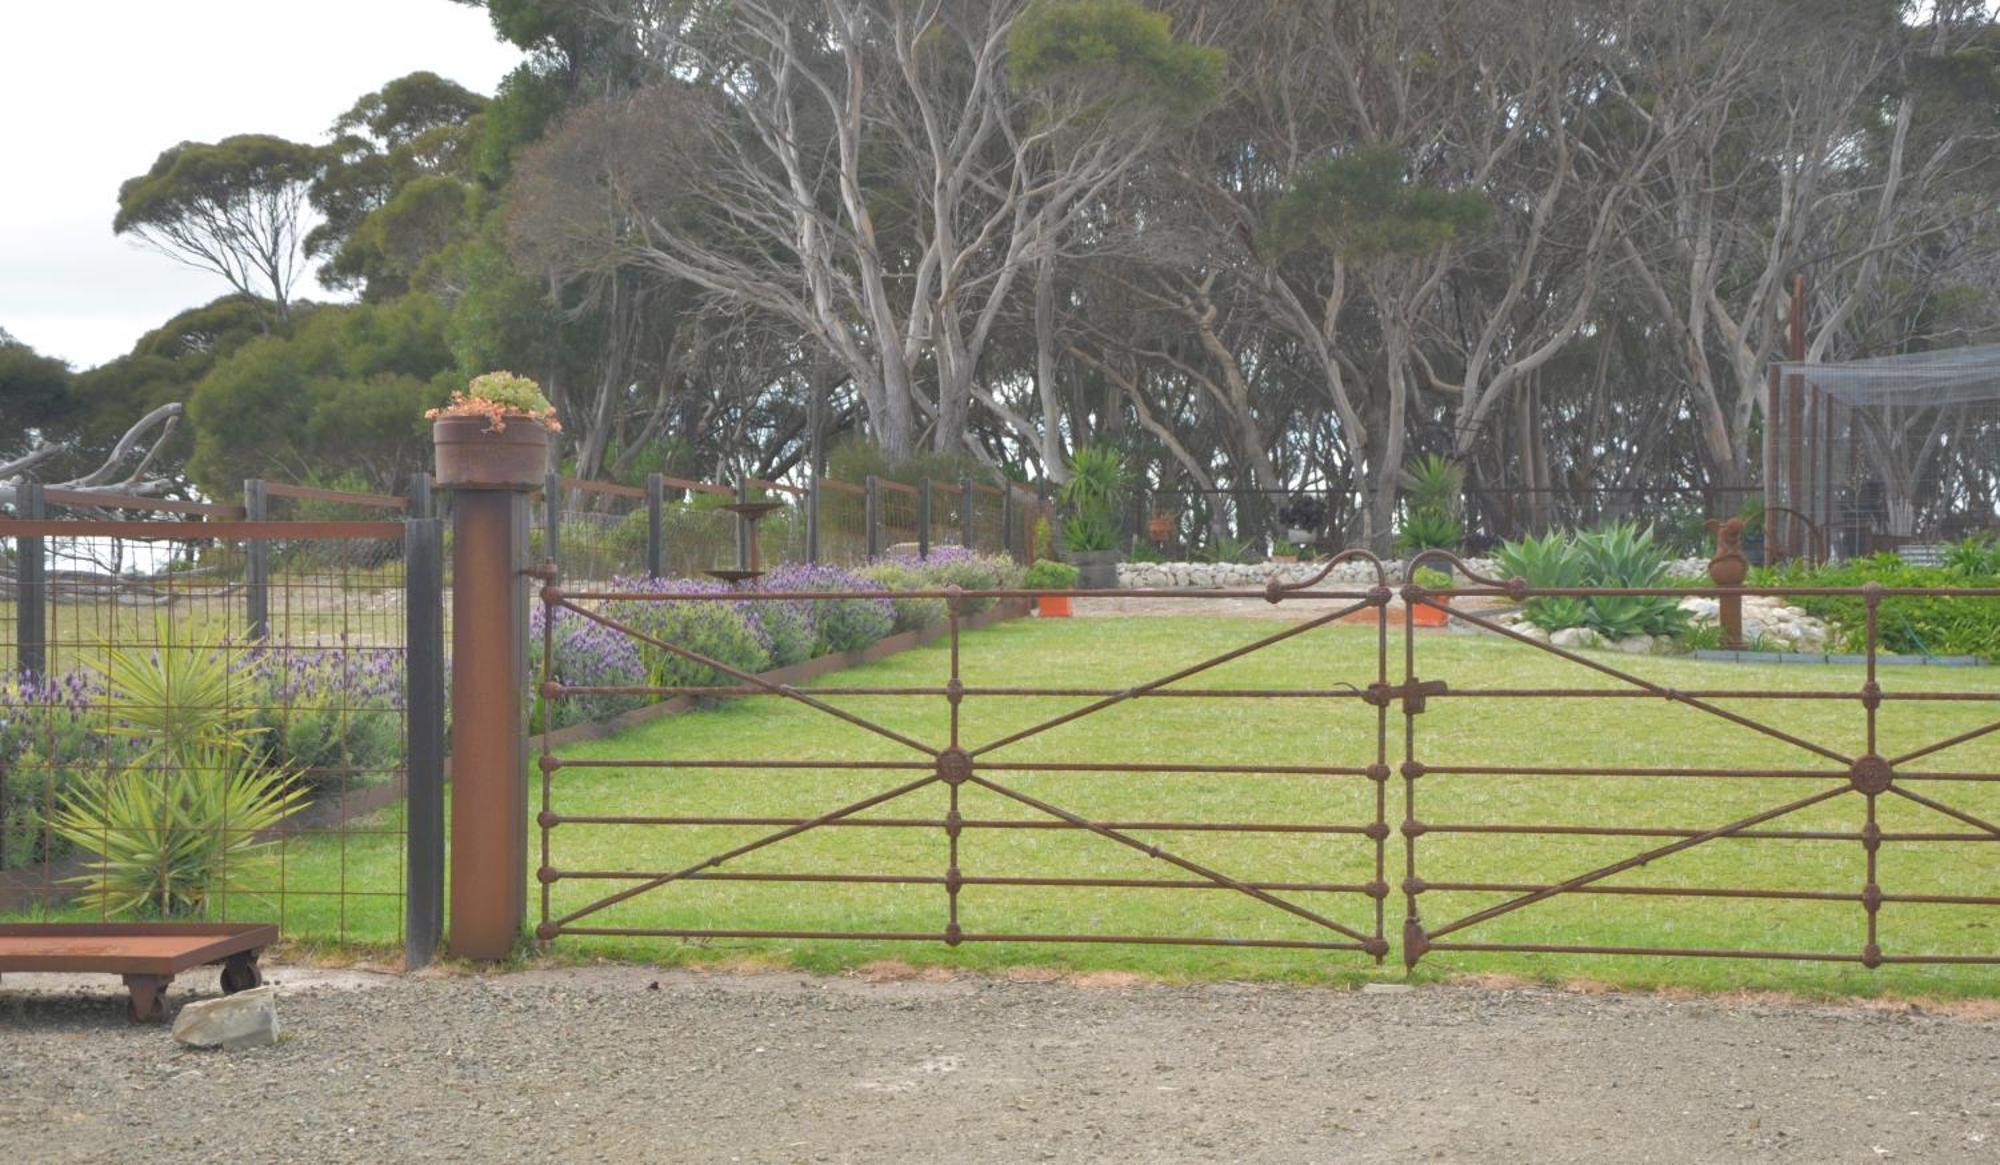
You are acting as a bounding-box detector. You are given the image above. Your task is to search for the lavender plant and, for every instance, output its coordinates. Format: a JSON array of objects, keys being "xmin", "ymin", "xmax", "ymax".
[
  {"xmin": 0, "ymin": 669, "xmax": 118, "ymax": 871},
  {"xmin": 603, "ymin": 576, "xmax": 774, "ymax": 691},
  {"xmin": 759, "ymin": 563, "xmax": 895, "ymax": 653},
  {"xmin": 529, "ymin": 604, "xmax": 649, "ymax": 732},
  {"xmin": 241, "ymin": 642, "xmax": 406, "ymax": 787}
]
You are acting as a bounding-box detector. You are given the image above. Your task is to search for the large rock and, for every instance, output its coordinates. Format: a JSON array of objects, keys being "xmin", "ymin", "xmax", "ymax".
[
  {"xmin": 1549, "ymin": 627, "xmax": 1601, "ymax": 651},
  {"xmin": 172, "ymin": 986, "xmax": 279, "ymax": 1051},
  {"xmin": 1617, "ymin": 634, "xmax": 1657, "ymax": 655}
]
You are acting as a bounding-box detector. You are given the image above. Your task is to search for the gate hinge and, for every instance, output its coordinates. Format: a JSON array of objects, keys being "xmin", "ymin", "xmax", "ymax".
[{"xmin": 1364, "ymin": 678, "xmax": 1449, "ymax": 714}]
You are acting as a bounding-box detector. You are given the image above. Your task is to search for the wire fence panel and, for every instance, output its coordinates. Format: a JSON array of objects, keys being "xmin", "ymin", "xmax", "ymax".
[
  {"xmin": 0, "ymin": 519, "xmax": 424, "ymax": 956},
  {"xmin": 972, "ymin": 485, "xmax": 1007, "ymax": 557},
  {"xmin": 818, "ymin": 479, "xmax": 870, "ymax": 566},
  {"xmin": 879, "ymin": 482, "xmax": 920, "ymax": 554},
  {"xmin": 550, "ymin": 479, "xmax": 649, "ymax": 586}
]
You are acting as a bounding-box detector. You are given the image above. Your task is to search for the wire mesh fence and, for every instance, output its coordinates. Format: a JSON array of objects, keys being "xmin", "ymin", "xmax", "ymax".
[
  {"xmin": 0, "ymin": 519, "xmax": 435, "ymax": 955},
  {"xmin": 879, "ymin": 481, "xmax": 921, "ymax": 553},
  {"xmin": 818, "ymin": 479, "xmax": 871, "ymax": 566}
]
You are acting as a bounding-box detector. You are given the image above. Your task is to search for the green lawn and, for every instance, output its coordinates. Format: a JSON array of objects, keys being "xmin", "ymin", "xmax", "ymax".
[{"xmin": 19, "ymin": 611, "xmax": 1999, "ymax": 997}]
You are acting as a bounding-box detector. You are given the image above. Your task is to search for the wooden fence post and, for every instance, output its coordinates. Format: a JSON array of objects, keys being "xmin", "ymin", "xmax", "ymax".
[
  {"xmin": 961, "ymin": 478, "xmax": 976, "ymax": 549},
  {"xmin": 243, "ymin": 478, "xmax": 269, "ymax": 640},
  {"xmin": 403, "ymin": 517, "xmax": 446, "ymax": 969},
  {"xmin": 14, "ymin": 483, "xmax": 46, "ymax": 678},
  {"xmin": 646, "ymin": 473, "xmax": 665, "ymax": 578},
  {"xmin": 865, "ymin": 475, "xmax": 882, "ymax": 560},
  {"xmin": 918, "ymin": 479, "xmax": 933, "ymax": 559}
]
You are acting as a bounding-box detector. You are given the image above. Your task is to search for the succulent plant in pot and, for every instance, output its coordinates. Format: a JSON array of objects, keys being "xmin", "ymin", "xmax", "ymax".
[
  {"xmin": 429, "ymin": 371, "xmax": 561, "ymax": 488},
  {"xmin": 1408, "ymin": 565, "xmax": 1455, "ymax": 627}
]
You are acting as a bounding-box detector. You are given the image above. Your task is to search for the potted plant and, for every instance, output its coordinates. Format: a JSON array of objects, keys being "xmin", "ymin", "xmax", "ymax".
[
  {"xmin": 1394, "ymin": 455, "xmax": 1465, "ymax": 577},
  {"xmin": 1059, "ymin": 445, "xmax": 1130, "ymax": 590},
  {"xmin": 1409, "ymin": 565, "xmax": 1454, "ymax": 627},
  {"xmin": 429, "ymin": 371, "xmax": 561, "ymax": 488},
  {"xmin": 1025, "ymin": 558, "xmax": 1079, "ymax": 617},
  {"xmin": 1278, "ymin": 493, "xmax": 1326, "ymax": 545}
]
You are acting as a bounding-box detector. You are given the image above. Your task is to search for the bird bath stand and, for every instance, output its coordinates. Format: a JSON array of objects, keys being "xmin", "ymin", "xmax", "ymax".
[{"xmin": 704, "ymin": 500, "xmax": 787, "ymax": 586}]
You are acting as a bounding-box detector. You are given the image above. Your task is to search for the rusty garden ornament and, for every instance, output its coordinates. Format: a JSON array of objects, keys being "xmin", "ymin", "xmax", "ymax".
[
  {"xmin": 1705, "ymin": 516, "xmax": 1748, "ymax": 649},
  {"xmin": 1705, "ymin": 516, "xmax": 1749, "ymax": 587},
  {"xmin": 430, "ymin": 371, "xmax": 560, "ymax": 489}
]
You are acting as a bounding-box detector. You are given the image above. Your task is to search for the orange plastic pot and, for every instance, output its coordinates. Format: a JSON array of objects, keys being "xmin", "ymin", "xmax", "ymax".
[
  {"xmin": 1409, "ymin": 595, "xmax": 1452, "ymax": 627},
  {"xmin": 1037, "ymin": 595, "xmax": 1073, "ymax": 618}
]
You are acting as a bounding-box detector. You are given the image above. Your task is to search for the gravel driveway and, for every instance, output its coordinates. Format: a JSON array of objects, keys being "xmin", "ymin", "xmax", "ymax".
[{"xmin": 4, "ymin": 965, "xmax": 1998, "ymax": 1163}]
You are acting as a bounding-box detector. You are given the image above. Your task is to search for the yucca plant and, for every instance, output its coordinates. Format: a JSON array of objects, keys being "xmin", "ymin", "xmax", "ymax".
[
  {"xmin": 1395, "ymin": 454, "xmax": 1465, "ymax": 553},
  {"xmin": 56, "ymin": 617, "xmax": 302, "ymax": 918},
  {"xmin": 1057, "ymin": 445, "xmax": 1130, "ymax": 558},
  {"xmin": 1394, "ymin": 507, "xmax": 1463, "ymax": 554},
  {"xmin": 89, "ymin": 617, "xmax": 261, "ymax": 765},
  {"xmin": 1400, "ymin": 454, "xmax": 1466, "ymax": 516},
  {"xmin": 51, "ymin": 743, "xmax": 303, "ymax": 918}
]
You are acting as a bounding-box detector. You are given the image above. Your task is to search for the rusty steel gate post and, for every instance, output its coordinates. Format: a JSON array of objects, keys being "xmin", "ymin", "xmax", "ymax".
[{"xmin": 439, "ymin": 455, "xmax": 538, "ymax": 961}]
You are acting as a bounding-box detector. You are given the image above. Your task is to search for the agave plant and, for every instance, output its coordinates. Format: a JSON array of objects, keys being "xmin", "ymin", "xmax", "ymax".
[
  {"xmin": 1576, "ymin": 522, "xmax": 1686, "ymax": 638},
  {"xmin": 51, "ymin": 743, "xmax": 304, "ymax": 918},
  {"xmin": 1494, "ymin": 530, "xmax": 1591, "ymax": 631}
]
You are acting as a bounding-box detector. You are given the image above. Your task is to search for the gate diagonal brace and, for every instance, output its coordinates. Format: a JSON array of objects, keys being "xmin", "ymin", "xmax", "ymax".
[{"xmin": 1365, "ymin": 678, "xmax": 1449, "ymax": 715}]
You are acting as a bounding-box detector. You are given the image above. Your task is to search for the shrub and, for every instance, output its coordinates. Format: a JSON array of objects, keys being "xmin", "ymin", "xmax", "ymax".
[
  {"xmin": 758, "ymin": 563, "xmax": 895, "ymax": 653},
  {"xmin": 1754, "ymin": 553, "xmax": 2000, "ymax": 658},
  {"xmin": 603, "ymin": 577, "xmax": 774, "ymax": 690},
  {"xmin": 881, "ymin": 546, "xmax": 1025, "ymax": 616},
  {"xmin": 858, "ymin": 560, "xmax": 948, "ymax": 632},
  {"xmin": 1025, "ymin": 559, "xmax": 1079, "ymax": 589}
]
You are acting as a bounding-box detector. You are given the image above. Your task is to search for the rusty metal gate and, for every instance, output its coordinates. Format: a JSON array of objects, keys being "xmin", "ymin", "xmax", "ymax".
[{"xmin": 532, "ymin": 553, "xmax": 2000, "ymax": 970}]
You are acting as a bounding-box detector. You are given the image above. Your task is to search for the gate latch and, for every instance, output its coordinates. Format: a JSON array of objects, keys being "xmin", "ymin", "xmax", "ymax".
[{"xmin": 1364, "ymin": 678, "xmax": 1449, "ymax": 714}]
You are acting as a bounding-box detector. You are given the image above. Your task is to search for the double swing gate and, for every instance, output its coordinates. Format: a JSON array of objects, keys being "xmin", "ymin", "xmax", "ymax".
[{"xmin": 532, "ymin": 553, "xmax": 2000, "ymax": 971}]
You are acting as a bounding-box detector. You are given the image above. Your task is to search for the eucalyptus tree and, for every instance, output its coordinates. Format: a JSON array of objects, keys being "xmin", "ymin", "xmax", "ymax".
[
  {"xmin": 113, "ymin": 136, "xmax": 322, "ymax": 320},
  {"xmin": 578, "ymin": 0, "xmax": 1217, "ymax": 465}
]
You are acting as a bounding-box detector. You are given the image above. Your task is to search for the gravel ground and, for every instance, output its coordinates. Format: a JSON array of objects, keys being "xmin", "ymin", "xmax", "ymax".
[{"xmin": 5, "ymin": 965, "xmax": 1999, "ymax": 1163}]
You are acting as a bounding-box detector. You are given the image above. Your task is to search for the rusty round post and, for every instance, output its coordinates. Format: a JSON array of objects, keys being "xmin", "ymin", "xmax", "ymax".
[{"xmin": 438, "ymin": 433, "xmax": 542, "ymax": 961}]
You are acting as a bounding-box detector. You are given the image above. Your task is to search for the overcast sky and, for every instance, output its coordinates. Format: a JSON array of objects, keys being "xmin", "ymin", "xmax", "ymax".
[{"xmin": 0, "ymin": 2, "xmax": 525, "ymax": 370}]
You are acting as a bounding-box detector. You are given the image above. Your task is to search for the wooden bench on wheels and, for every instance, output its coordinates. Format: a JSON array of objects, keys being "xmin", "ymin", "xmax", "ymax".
[{"xmin": 0, "ymin": 923, "xmax": 278, "ymax": 1023}]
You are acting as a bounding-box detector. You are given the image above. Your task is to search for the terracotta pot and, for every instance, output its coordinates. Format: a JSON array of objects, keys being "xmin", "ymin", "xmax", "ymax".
[
  {"xmin": 1037, "ymin": 595, "xmax": 1073, "ymax": 618},
  {"xmin": 433, "ymin": 415, "xmax": 550, "ymax": 489},
  {"xmin": 1147, "ymin": 513, "xmax": 1173, "ymax": 542},
  {"xmin": 1409, "ymin": 594, "xmax": 1452, "ymax": 627}
]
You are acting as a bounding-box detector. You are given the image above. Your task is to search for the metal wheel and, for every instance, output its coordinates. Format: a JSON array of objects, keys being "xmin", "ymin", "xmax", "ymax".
[{"xmin": 220, "ymin": 954, "xmax": 263, "ymax": 994}]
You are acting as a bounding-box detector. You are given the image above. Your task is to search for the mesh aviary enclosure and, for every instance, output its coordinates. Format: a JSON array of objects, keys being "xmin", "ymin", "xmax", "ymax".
[{"xmin": 1770, "ymin": 346, "xmax": 2000, "ymax": 561}]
